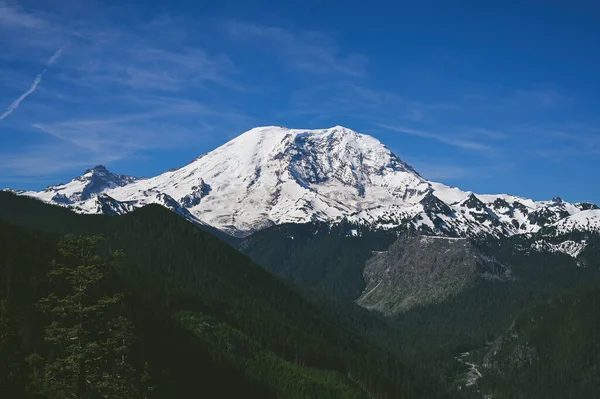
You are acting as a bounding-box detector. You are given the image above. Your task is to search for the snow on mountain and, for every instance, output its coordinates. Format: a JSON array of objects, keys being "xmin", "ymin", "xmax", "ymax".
[
  {"xmin": 531, "ymin": 239, "xmax": 587, "ymax": 259},
  {"xmin": 83, "ymin": 125, "xmax": 430, "ymax": 236},
  {"xmin": 18, "ymin": 126, "xmax": 600, "ymax": 246},
  {"xmin": 25, "ymin": 165, "xmax": 138, "ymax": 204},
  {"xmin": 549, "ymin": 209, "xmax": 600, "ymax": 235}
]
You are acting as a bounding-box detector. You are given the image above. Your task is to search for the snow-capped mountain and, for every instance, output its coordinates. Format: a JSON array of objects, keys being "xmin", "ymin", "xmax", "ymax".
[
  {"xmin": 548, "ymin": 209, "xmax": 600, "ymax": 235},
  {"xmin": 25, "ymin": 165, "xmax": 139, "ymax": 204},
  {"xmin": 525, "ymin": 210, "xmax": 600, "ymax": 259},
  {"xmin": 16, "ymin": 126, "xmax": 600, "ymax": 250}
]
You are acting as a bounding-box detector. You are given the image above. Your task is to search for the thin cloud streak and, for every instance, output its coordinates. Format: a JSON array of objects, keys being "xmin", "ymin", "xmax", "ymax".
[
  {"xmin": 0, "ymin": 5, "xmax": 256, "ymax": 177},
  {"xmin": 518, "ymin": 124, "xmax": 600, "ymax": 160},
  {"xmin": 286, "ymin": 81, "xmax": 459, "ymax": 124},
  {"xmin": 47, "ymin": 47, "xmax": 64, "ymax": 65},
  {"xmin": 0, "ymin": 47, "xmax": 63, "ymax": 120},
  {"xmin": 395, "ymin": 153, "xmax": 477, "ymax": 180},
  {"xmin": 412, "ymin": 164, "xmax": 474, "ymax": 180},
  {"xmin": 0, "ymin": 74, "xmax": 42, "ymax": 120},
  {"xmin": 26, "ymin": 97, "xmax": 256, "ymax": 175},
  {"xmin": 226, "ymin": 21, "xmax": 367, "ymax": 76},
  {"xmin": 0, "ymin": 142, "xmax": 120, "ymax": 177},
  {"xmin": 464, "ymin": 127, "xmax": 508, "ymax": 141},
  {"xmin": 0, "ymin": 0, "xmax": 48, "ymax": 30},
  {"xmin": 377, "ymin": 124, "xmax": 492, "ymax": 151}
]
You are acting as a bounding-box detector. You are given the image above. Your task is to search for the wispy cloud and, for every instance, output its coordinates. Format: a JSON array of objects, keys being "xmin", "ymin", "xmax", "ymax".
[
  {"xmin": 0, "ymin": 2, "xmax": 254, "ymax": 176},
  {"xmin": 406, "ymin": 162, "xmax": 475, "ymax": 180},
  {"xmin": 286, "ymin": 81, "xmax": 456, "ymax": 124},
  {"xmin": 0, "ymin": 0, "xmax": 48, "ymax": 30},
  {"xmin": 0, "ymin": 142, "xmax": 114, "ymax": 177},
  {"xmin": 530, "ymin": 146, "xmax": 600, "ymax": 162},
  {"xmin": 461, "ymin": 87, "xmax": 566, "ymax": 112},
  {"xmin": 517, "ymin": 124, "xmax": 600, "ymax": 141},
  {"xmin": 47, "ymin": 47, "xmax": 64, "ymax": 65},
  {"xmin": 225, "ymin": 21, "xmax": 367, "ymax": 76},
  {"xmin": 284, "ymin": 82, "xmax": 505, "ymax": 155},
  {"xmin": 463, "ymin": 127, "xmax": 508, "ymax": 141},
  {"xmin": 0, "ymin": 1, "xmax": 76, "ymax": 58},
  {"xmin": 0, "ymin": 102, "xmax": 254, "ymax": 178},
  {"xmin": 1, "ymin": 2, "xmax": 240, "ymax": 94},
  {"xmin": 377, "ymin": 124, "xmax": 493, "ymax": 151},
  {"xmin": 0, "ymin": 75, "xmax": 43, "ymax": 120},
  {"xmin": 2, "ymin": 0, "xmax": 593, "ymax": 197},
  {"xmin": 0, "ymin": 47, "xmax": 63, "ymax": 120},
  {"xmin": 32, "ymin": 98, "xmax": 255, "ymax": 155},
  {"xmin": 69, "ymin": 46, "xmax": 239, "ymax": 92},
  {"xmin": 520, "ymin": 124, "xmax": 600, "ymax": 161}
]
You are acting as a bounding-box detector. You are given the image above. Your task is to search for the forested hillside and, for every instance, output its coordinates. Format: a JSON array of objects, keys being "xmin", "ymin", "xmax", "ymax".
[
  {"xmin": 0, "ymin": 191, "xmax": 454, "ymax": 398},
  {"xmin": 238, "ymin": 222, "xmax": 398, "ymax": 301},
  {"xmin": 392, "ymin": 236, "xmax": 600, "ymax": 358},
  {"xmin": 239, "ymin": 218, "xmax": 600, "ymax": 398},
  {"xmin": 240, "ymin": 220, "xmax": 600, "ymax": 356},
  {"xmin": 480, "ymin": 285, "xmax": 600, "ymax": 398}
]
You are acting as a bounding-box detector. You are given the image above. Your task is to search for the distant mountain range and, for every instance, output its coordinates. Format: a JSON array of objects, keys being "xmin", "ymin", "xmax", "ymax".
[{"xmin": 7, "ymin": 126, "xmax": 600, "ymax": 257}]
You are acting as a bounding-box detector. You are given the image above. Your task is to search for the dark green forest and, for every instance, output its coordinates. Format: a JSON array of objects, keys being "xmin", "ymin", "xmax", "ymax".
[
  {"xmin": 0, "ymin": 192, "xmax": 455, "ymax": 398},
  {"xmin": 479, "ymin": 284, "xmax": 600, "ymax": 398},
  {"xmin": 239, "ymin": 217, "xmax": 600, "ymax": 398},
  {"xmin": 240, "ymin": 222, "xmax": 600, "ymax": 354},
  {"xmin": 1, "ymin": 191, "xmax": 600, "ymax": 398},
  {"xmin": 238, "ymin": 222, "xmax": 399, "ymax": 301}
]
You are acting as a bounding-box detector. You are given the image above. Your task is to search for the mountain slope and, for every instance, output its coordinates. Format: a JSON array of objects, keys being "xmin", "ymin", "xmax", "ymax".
[
  {"xmin": 387, "ymin": 235, "xmax": 600, "ymax": 371},
  {"xmin": 0, "ymin": 191, "xmax": 453, "ymax": 399},
  {"xmin": 53, "ymin": 126, "xmax": 429, "ymax": 236},
  {"xmin": 238, "ymin": 222, "xmax": 398, "ymax": 301},
  {"xmin": 19, "ymin": 165, "xmax": 138, "ymax": 204},
  {"xmin": 547, "ymin": 209, "xmax": 600, "ymax": 234},
  {"xmin": 239, "ymin": 219, "xmax": 600, "ymax": 345},
  {"xmin": 357, "ymin": 235, "xmax": 511, "ymax": 315},
  {"xmin": 480, "ymin": 284, "xmax": 600, "ymax": 398},
  {"xmin": 0, "ymin": 219, "xmax": 278, "ymax": 399},
  {"xmin": 15, "ymin": 126, "xmax": 599, "ymax": 250}
]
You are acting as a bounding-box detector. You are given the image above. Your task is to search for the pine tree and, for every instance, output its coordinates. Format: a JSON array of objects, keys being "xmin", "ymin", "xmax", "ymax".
[
  {"xmin": 28, "ymin": 235, "xmax": 139, "ymax": 399},
  {"xmin": 0, "ymin": 300, "xmax": 21, "ymax": 393}
]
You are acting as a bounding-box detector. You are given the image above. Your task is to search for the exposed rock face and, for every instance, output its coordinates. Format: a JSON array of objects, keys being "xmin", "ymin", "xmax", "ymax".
[
  {"xmin": 94, "ymin": 194, "xmax": 138, "ymax": 216},
  {"xmin": 357, "ymin": 235, "xmax": 510, "ymax": 314},
  {"xmin": 180, "ymin": 179, "xmax": 211, "ymax": 208}
]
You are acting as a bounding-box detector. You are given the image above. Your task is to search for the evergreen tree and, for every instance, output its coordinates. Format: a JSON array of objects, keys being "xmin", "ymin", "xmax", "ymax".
[
  {"xmin": 0, "ymin": 300, "xmax": 21, "ymax": 393},
  {"xmin": 28, "ymin": 235, "xmax": 138, "ymax": 399}
]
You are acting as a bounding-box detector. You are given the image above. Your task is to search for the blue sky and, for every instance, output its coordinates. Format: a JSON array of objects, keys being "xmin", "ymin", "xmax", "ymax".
[{"xmin": 1, "ymin": 0, "xmax": 599, "ymax": 203}]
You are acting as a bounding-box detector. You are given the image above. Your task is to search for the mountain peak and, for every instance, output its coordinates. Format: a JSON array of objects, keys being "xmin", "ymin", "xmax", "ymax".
[
  {"xmin": 82, "ymin": 164, "xmax": 112, "ymax": 177},
  {"xmin": 80, "ymin": 125, "xmax": 430, "ymax": 235},
  {"xmin": 420, "ymin": 191, "xmax": 453, "ymax": 216},
  {"xmin": 328, "ymin": 125, "xmax": 356, "ymax": 133},
  {"xmin": 34, "ymin": 165, "xmax": 138, "ymax": 204},
  {"xmin": 19, "ymin": 125, "xmax": 598, "ymax": 244},
  {"xmin": 460, "ymin": 193, "xmax": 487, "ymax": 210},
  {"xmin": 237, "ymin": 125, "xmax": 359, "ymax": 141}
]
